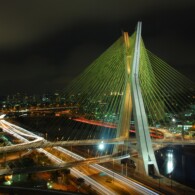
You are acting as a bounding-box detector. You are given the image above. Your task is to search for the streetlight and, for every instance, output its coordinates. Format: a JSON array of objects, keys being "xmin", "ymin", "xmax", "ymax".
[
  {"xmin": 98, "ymin": 141, "xmax": 105, "ymax": 151},
  {"xmin": 172, "ymin": 118, "xmax": 176, "ymax": 130},
  {"xmin": 98, "ymin": 141, "xmax": 105, "ymax": 158}
]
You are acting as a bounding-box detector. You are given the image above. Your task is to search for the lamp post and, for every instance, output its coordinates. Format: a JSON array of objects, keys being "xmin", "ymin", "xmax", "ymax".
[
  {"xmin": 171, "ymin": 118, "xmax": 176, "ymax": 140},
  {"xmin": 87, "ymin": 149, "xmax": 90, "ymax": 157},
  {"xmin": 172, "ymin": 118, "xmax": 176, "ymax": 130},
  {"xmin": 169, "ymin": 173, "xmax": 172, "ymax": 189},
  {"xmin": 126, "ymin": 163, "xmax": 128, "ymax": 176},
  {"xmin": 181, "ymin": 122, "xmax": 185, "ymax": 141},
  {"xmin": 159, "ymin": 178, "xmax": 160, "ymax": 190},
  {"xmin": 113, "ymin": 172, "xmax": 114, "ymax": 183}
]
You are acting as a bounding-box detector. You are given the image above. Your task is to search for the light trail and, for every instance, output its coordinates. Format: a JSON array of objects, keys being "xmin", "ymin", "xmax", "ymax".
[
  {"xmin": 0, "ymin": 120, "xmax": 159, "ymax": 194},
  {"xmin": 0, "ymin": 121, "xmax": 116, "ymax": 195},
  {"xmin": 54, "ymin": 146, "xmax": 159, "ymax": 195},
  {"xmin": 92, "ymin": 164, "xmax": 158, "ymax": 195},
  {"xmin": 2, "ymin": 120, "xmax": 195, "ymax": 193},
  {"xmin": 0, "ymin": 121, "xmax": 63, "ymax": 165},
  {"xmin": 0, "ymin": 120, "xmax": 126, "ymax": 153},
  {"xmin": 71, "ymin": 168, "xmax": 116, "ymax": 195},
  {"xmin": 1, "ymin": 119, "xmax": 195, "ymax": 154},
  {"xmin": 0, "ymin": 120, "xmax": 45, "ymax": 152},
  {"xmin": 74, "ymin": 118, "xmax": 164, "ymax": 139}
]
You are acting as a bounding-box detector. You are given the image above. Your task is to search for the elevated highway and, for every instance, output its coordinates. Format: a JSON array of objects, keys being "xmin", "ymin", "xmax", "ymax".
[
  {"xmin": 0, "ymin": 119, "xmax": 195, "ymax": 154},
  {"xmin": 0, "ymin": 120, "xmax": 159, "ymax": 195}
]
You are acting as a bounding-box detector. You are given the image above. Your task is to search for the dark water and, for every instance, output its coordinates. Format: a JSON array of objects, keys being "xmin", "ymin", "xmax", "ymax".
[
  {"xmin": 156, "ymin": 145, "xmax": 195, "ymax": 189},
  {"xmin": 11, "ymin": 116, "xmax": 195, "ymax": 189}
]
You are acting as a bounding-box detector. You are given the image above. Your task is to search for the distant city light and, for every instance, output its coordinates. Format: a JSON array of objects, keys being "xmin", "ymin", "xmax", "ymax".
[
  {"xmin": 172, "ymin": 118, "xmax": 176, "ymax": 122},
  {"xmin": 47, "ymin": 181, "xmax": 53, "ymax": 188},
  {"xmin": 3, "ymin": 180, "xmax": 12, "ymax": 185}
]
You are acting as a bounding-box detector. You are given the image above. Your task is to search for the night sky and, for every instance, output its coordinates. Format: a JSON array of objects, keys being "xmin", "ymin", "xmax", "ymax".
[{"xmin": 0, "ymin": 0, "xmax": 195, "ymax": 95}]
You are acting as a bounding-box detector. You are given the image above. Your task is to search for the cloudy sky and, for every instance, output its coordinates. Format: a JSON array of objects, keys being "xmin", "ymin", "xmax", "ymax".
[{"xmin": 0, "ymin": 0, "xmax": 194, "ymax": 95}]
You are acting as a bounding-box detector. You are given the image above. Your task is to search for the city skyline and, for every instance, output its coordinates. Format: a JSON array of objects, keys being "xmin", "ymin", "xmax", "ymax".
[{"xmin": 0, "ymin": 0, "xmax": 195, "ymax": 95}]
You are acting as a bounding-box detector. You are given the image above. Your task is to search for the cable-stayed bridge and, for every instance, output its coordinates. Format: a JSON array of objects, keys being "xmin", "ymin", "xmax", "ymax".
[{"xmin": 0, "ymin": 22, "xmax": 194, "ymax": 178}]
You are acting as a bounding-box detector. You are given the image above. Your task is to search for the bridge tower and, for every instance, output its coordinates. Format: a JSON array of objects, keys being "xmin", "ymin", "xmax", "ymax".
[{"xmin": 117, "ymin": 22, "xmax": 159, "ymax": 175}]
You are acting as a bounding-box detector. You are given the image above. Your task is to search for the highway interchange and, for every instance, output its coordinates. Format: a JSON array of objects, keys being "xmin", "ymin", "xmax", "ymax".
[{"xmin": 0, "ymin": 119, "xmax": 159, "ymax": 195}]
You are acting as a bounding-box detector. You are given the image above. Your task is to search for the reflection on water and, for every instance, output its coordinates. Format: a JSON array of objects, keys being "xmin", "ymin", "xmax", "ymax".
[
  {"xmin": 166, "ymin": 149, "xmax": 174, "ymax": 174},
  {"xmin": 156, "ymin": 146, "xmax": 195, "ymax": 189},
  {"xmin": 156, "ymin": 148, "xmax": 176, "ymax": 175}
]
